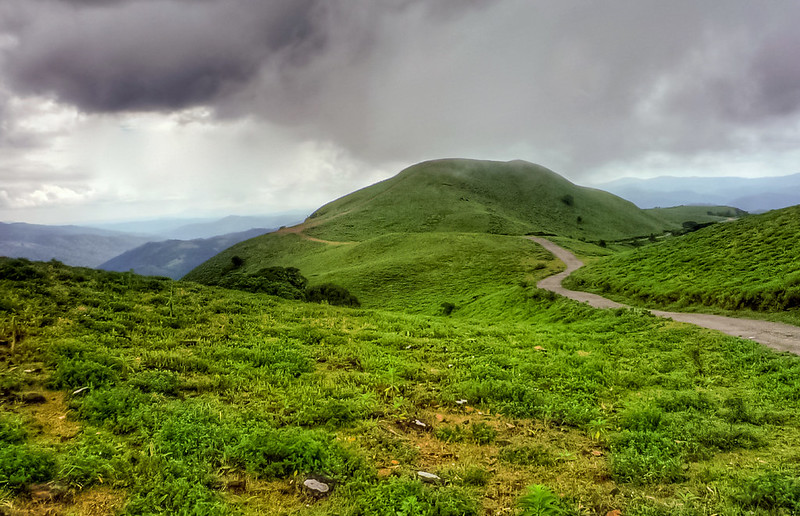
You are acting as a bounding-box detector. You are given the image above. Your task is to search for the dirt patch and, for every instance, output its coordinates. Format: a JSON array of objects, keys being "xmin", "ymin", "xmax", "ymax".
[{"xmin": 23, "ymin": 390, "xmax": 81, "ymax": 444}]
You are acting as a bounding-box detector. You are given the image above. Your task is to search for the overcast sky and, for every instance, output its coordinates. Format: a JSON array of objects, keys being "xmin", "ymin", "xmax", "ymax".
[{"xmin": 2, "ymin": 1, "xmax": 800, "ymax": 224}]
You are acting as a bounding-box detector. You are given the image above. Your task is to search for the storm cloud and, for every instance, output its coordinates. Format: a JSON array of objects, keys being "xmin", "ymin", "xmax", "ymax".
[{"xmin": 2, "ymin": 0, "xmax": 800, "ymax": 223}]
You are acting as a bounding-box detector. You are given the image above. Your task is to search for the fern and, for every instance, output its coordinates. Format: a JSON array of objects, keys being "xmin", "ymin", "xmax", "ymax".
[{"xmin": 518, "ymin": 484, "xmax": 564, "ymax": 516}]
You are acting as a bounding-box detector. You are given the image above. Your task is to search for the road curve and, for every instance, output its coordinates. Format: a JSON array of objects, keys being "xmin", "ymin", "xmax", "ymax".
[{"xmin": 530, "ymin": 237, "xmax": 800, "ymax": 354}]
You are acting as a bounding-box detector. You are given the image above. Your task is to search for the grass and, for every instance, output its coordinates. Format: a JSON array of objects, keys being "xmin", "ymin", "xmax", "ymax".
[
  {"xmin": 185, "ymin": 231, "xmax": 559, "ymax": 317},
  {"xmin": 565, "ymin": 205, "xmax": 800, "ymax": 325},
  {"xmin": 4, "ymin": 258, "xmax": 800, "ymax": 514}
]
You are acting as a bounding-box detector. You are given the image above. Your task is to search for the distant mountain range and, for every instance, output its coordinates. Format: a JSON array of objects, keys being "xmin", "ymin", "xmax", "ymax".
[
  {"xmin": 93, "ymin": 212, "xmax": 307, "ymax": 240},
  {"xmin": 0, "ymin": 223, "xmax": 152, "ymax": 267},
  {"xmin": 99, "ymin": 228, "xmax": 271, "ymax": 279},
  {"xmin": 1, "ymin": 212, "xmax": 307, "ymax": 269},
  {"xmin": 595, "ymin": 173, "xmax": 800, "ymax": 212}
]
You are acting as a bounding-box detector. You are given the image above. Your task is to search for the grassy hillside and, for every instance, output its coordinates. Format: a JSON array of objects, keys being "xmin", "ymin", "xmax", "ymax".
[
  {"xmin": 185, "ymin": 232, "xmax": 556, "ymax": 316},
  {"xmin": 567, "ymin": 205, "xmax": 800, "ymax": 323},
  {"xmin": 187, "ymin": 159, "xmax": 676, "ymax": 312},
  {"xmin": 5, "ymin": 258, "xmax": 800, "ymax": 514},
  {"xmin": 303, "ymin": 159, "xmax": 673, "ymax": 242}
]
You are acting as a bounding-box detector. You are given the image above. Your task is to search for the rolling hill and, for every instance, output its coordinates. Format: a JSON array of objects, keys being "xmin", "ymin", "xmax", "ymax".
[
  {"xmin": 566, "ymin": 204, "xmax": 800, "ymax": 322},
  {"xmin": 98, "ymin": 228, "xmax": 271, "ymax": 279},
  {"xmin": 186, "ymin": 159, "xmax": 678, "ymax": 315},
  {"xmin": 303, "ymin": 159, "xmax": 673, "ymax": 242}
]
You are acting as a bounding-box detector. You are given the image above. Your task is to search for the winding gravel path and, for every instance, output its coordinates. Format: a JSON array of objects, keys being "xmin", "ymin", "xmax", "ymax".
[{"xmin": 530, "ymin": 237, "xmax": 800, "ymax": 354}]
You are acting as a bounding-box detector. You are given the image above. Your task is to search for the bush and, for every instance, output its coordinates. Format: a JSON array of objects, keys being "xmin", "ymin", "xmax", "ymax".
[
  {"xmin": 733, "ymin": 471, "xmax": 800, "ymax": 512},
  {"xmin": 610, "ymin": 430, "xmax": 684, "ymax": 484},
  {"xmin": 0, "ymin": 413, "xmax": 27, "ymax": 445},
  {"xmin": 359, "ymin": 478, "xmax": 479, "ymax": 516},
  {"xmin": 306, "ymin": 283, "xmax": 360, "ymax": 307},
  {"xmin": 0, "ymin": 444, "xmax": 55, "ymax": 492}
]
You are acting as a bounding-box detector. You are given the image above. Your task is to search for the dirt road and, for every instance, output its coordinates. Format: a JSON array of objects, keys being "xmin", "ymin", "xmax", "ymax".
[{"xmin": 530, "ymin": 237, "xmax": 800, "ymax": 354}]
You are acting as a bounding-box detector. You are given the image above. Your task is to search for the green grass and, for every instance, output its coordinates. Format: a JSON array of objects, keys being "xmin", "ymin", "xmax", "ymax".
[
  {"xmin": 186, "ymin": 232, "xmax": 558, "ymax": 316},
  {"xmin": 566, "ymin": 205, "xmax": 800, "ymax": 324},
  {"xmin": 4, "ymin": 258, "xmax": 800, "ymax": 514}
]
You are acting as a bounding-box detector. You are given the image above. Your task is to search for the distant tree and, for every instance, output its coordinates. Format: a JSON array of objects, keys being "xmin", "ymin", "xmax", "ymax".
[
  {"xmin": 440, "ymin": 302, "xmax": 456, "ymax": 316},
  {"xmin": 306, "ymin": 283, "xmax": 360, "ymax": 307},
  {"xmin": 576, "ymin": 216, "xmax": 583, "ymax": 224},
  {"xmin": 560, "ymin": 194, "xmax": 575, "ymax": 207},
  {"xmin": 231, "ymin": 255, "xmax": 244, "ymax": 268},
  {"xmin": 598, "ymin": 240, "xmax": 607, "ymax": 248}
]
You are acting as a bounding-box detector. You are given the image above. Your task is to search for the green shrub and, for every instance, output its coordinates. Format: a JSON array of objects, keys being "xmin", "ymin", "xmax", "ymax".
[
  {"xmin": 306, "ymin": 283, "xmax": 361, "ymax": 307},
  {"xmin": 78, "ymin": 386, "xmax": 151, "ymax": 434},
  {"xmin": 435, "ymin": 424, "xmax": 466, "ymax": 443},
  {"xmin": 231, "ymin": 424, "xmax": 361, "ymax": 480},
  {"xmin": 470, "ymin": 422, "xmax": 497, "ymax": 445},
  {"xmin": 499, "ymin": 444, "xmax": 554, "ymax": 466},
  {"xmin": 59, "ymin": 436, "xmax": 126, "ymax": 488},
  {"xmin": 126, "ymin": 476, "xmax": 228, "ymax": 516},
  {"xmin": 0, "ymin": 444, "xmax": 55, "ymax": 492},
  {"xmin": 130, "ymin": 370, "xmax": 181, "ymax": 395},
  {"xmin": 518, "ymin": 484, "xmax": 566, "ymax": 516},
  {"xmin": 610, "ymin": 431, "xmax": 684, "ymax": 484},
  {"xmin": 0, "ymin": 413, "xmax": 27, "ymax": 445},
  {"xmin": 359, "ymin": 477, "xmax": 478, "ymax": 516},
  {"xmin": 732, "ymin": 471, "xmax": 800, "ymax": 512},
  {"xmin": 49, "ymin": 358, "xmax": 119, "ymax": 389}
]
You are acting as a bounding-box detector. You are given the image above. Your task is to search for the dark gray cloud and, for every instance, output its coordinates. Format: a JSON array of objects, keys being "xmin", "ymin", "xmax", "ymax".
[
  {"xmin": 2, "ymin": 0, "xmax": 800, "ymax": 183},
  {"xmin": 2, "ymin": 0, "xmax": 323, "ymax": 111}
]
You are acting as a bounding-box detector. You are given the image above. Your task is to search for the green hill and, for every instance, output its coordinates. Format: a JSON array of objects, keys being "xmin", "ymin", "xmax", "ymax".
[
  {"xmin": 304, "ymin": 159, "xmax": 672, "ymax": 241},
  {"xmin": 186, "ymin": 159, "xmax": 676, "ymax": 315},
  {"xmin": 567, "ymin": 205, "xmax": 800, "ymax": 322}
]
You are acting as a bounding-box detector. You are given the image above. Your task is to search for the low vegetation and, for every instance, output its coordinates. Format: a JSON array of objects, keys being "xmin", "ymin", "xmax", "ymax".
[
  {"xmin": 566, "ymin": 205, "xmax": 800, "ymax": 324},
  {"xmin": 3, "ymin": 257, "xmax": 800, "ymax": 514}
]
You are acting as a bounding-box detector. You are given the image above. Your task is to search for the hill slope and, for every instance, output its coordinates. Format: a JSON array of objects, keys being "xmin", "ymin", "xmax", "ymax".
[
  {"xmin": 6, "ymin": 258, "xmax": 800, "ymax": 514},
  {"xmin": 303, "ymin": 159, "xmax": 673, "ymax": 241},
  {"xmin": 567, "ymin": 205, "xmax": 800, "ymax": 321},
  {"xmin": 99, "ymin": 228, "xmax": 270, "ymax": 279},
  {"xmin": 187, "ymin": 159, "xmax": 676, "ymax": 315}
]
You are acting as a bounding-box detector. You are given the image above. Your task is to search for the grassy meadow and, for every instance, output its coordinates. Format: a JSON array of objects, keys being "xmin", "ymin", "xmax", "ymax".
[
  {"xmin": 4, "ymin": 256, "xmax": 800, "ymax": 515},
  {"xmin": 566, "ymin": 205, "xmax": 800, "ymax": 325}
]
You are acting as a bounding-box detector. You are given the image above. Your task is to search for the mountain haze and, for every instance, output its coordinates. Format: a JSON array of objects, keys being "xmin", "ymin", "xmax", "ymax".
[
  {"xmin": 0, "ymin": 222, "xmax": 152, "ymax": 267},
  {"xmin": 99, "ymin": 228, "xmax": 271, "ymax": 279},
  {"xmin": 597, "ymin": 173, "xmax": 800, "ymax": 211}
]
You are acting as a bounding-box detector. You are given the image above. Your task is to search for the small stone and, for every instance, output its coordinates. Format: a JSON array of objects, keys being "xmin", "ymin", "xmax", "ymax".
[
  {"xmin": 417, "ymin": 471, "xmax": 441, "ymax": 483},
  {"xmin": 72, "ymin": 386, "xmax": 90, "ymax": 395},
  {"xmin": 390, "ymin": 460, "xmax": 400, "ymax": 465},
  {"xmin": 533, "ymin": 346, "xmax": 545, "ymax": 351},
  {"xmin": 303, "ymin": 478, "xmax": 330, "ymax": 496},
  {"xmin": 377, "ymin": 468, "xmax": 393, "ymax": 478},
  {"xmin": 435, "ymin": 414, "xmax": 445, "ymax": 422},
  {"xmin": 455, "ymin": 399, "xmax": 468, "ymax": 405},
  {"xmin": 413, "ymin": 419, "xmax": 427, "ymax": 429}
]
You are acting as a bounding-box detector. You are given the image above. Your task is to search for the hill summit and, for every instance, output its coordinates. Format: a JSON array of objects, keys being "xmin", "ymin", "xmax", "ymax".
[{"xmin": 301, "ymin": 159, "xmax": 670, "ymax": 241}]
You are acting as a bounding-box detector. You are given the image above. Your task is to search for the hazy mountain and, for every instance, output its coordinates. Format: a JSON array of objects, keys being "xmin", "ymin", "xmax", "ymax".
[
  {"xmin": 595, "ymin": 173, "xmax": 800, "ymax": 211},
  {"xmin": 0, "ymin": 222, "xmax": 152, "ymax": 267},
  {"xmin": 99, "ymin": 228, "xmax": 272, "ymax": 279},
  {"xmin": 93, "ymin": 212, "xmax": 307, "ymax": 240}
]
